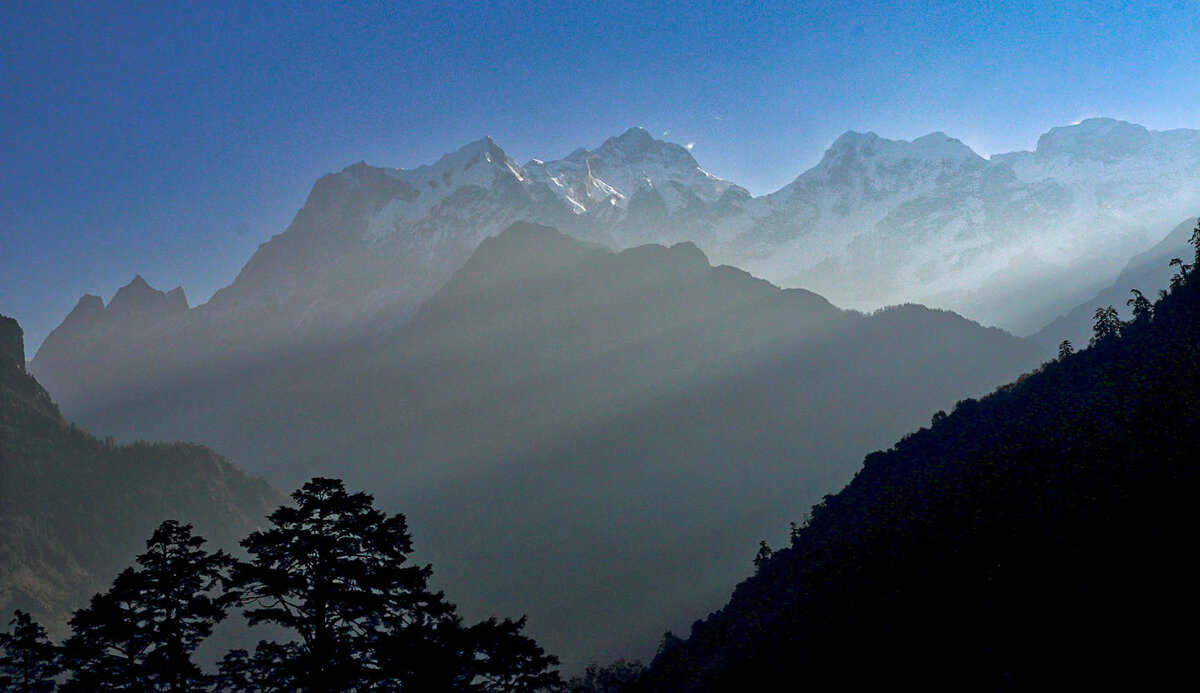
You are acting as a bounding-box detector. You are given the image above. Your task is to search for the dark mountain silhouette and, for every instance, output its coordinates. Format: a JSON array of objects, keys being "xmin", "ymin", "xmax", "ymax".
[
  {"xmin": 25, "ymin": 222, "xmax": 1044, "ymax": 667},
  {"xmin": 636, "ymin": 238, "xmax": 1200, "ymax": 691},
  {"xmin": 1032, "ymin": 215, "xmax": 1198, "ymax": 349},
  {"xmin": 0, "ymin": 314, "xmax": 279, "ymax": 634}
]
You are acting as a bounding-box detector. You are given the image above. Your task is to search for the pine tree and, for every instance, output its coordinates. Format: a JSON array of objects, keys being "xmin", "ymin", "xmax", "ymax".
[
  {"xmin": 465, "ymin": 616, "xmax": 561, "ymax": 693},
  {"xmin": 0, "ymin": 610, "xmax": 60, "ymax": 693},
  {"xmin": 222, "ymin": 477, "xmax": 559, "ymax": 692},
  {"xmin": 60, "ymin": 521, "xmax": 234, "ymax": 692}
]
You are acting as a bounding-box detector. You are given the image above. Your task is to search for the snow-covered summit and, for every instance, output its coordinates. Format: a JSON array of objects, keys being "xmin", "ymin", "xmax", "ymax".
[
  {"xmin": 523, "ymin": 126, "xmax": 745, "ymax": 220},
  {"xmin": 1034, "ymin": 118, "xmax": 1152, "ymax": 161},
  {"xmin": 822, "ymin": 130, "xmax": 980, "ymax": 165},
  {"xmin": 357, "ymin": 136, "xmax": 530, "ymax": 242}
]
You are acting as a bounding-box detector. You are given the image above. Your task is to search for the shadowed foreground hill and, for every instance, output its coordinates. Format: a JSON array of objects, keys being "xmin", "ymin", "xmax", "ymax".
[
  {"xmin": 637, "ymin": 242, "xmax": 1200, "ymax": 691},
  {"xmin": 27, "ymin": 222, "xmax": 1044, "ymax": 667},
  {"xmin": 0, "ymin": 314, "xmax": 279, "ymax": 633}
]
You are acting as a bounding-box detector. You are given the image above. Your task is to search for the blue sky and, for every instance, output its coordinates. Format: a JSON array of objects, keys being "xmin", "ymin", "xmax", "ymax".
[{"xmin": 3, "ymin": 0, "xmax": 1200, "ymax": 352}]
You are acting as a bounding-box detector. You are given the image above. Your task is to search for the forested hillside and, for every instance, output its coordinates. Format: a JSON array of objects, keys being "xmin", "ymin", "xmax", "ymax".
[
  {"xmin": 0, "ymin": 315, "xmax": 279, "ymax": 632},
  {"xmin": 637, "ymin": 228, "xmax": 1200, "ymax": 691}
]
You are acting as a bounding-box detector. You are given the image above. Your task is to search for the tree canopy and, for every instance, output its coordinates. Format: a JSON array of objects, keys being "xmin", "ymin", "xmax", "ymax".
[{"xmin": 2, "ymin": 478, "xmax": 559, "ymax": 692}]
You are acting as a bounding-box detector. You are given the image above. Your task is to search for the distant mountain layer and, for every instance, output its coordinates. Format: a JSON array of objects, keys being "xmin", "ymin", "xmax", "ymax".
[
  {"xmin": 0, "ymin": 314, "xmax": 279, "ymax": 633},
  {"xmin": 33, "ymin": 118, "xmax": 1200, "ymax": 410},
  {"xmin": 636, "ymin": 233, "xmax": 1200, "ymax": 691},
  {"xmin": 1031, "ymin": 216, "xmax": 1198, "ymax": 350},
  {"xmin": 32, "ymin": 223, "xmax": 1045, "ymax": 667}
]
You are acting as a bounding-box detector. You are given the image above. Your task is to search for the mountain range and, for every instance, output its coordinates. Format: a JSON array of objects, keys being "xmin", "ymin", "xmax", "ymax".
[
  {"xmin": 33, "ymin": 118, "xmax": 1200, "ymax": 404},
  {"xmin": 27, "ymin": 221, "xmax": 1043, "ymax": 667},
  {"xmin": 24, "ymin": 116, "xmax": 1200, "ymax": 668}
]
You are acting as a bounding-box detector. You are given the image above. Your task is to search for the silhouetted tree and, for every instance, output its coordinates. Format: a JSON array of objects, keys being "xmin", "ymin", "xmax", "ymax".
[
  {"xmin": 1057, "ymin": 340, "xmax": 1074, "ymax": 360},
  {"xmin": 0, "ymin": 610, "xmax": 60, "ymax": 693},
  {"xmin": 1169, "ymin": 257, "xmax": 1191, "ymax": 290},
  {"xmin": 1126, "ymin": 289, "xmax": 1153, "ymax": 324},
  {"xmin": 223, "ymin": 477, "xmax": 558, "ymax": 692},
  {"xmin": 1089, "ymin": 305, "xmax": 1122, "ymax": 347},
  {"xmin": 464, "ymin": 617, "xmax": 561, "ymax": 693},
  {"xmin": 1190, "ymin": 218, "xmax": 1200, "ymax": 265},
  {"xmin": 215, "ymin": 642, "xmax": 299, "ymax": 693},
  {"xmin": 60, "ymin": 521, "xmax": 233, "ymax": 693},
  {"xmin": 753, "ymin": 541, "xmax": 773, "ymax": 572}
]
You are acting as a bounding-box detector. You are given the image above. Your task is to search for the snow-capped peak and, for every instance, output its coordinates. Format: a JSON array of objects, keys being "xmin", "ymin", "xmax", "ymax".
[
  {"xmin": 822, "ymin": 130, "xmax": 982, "ymax": 167},
  {"xmin": 358, "ymin": 136, "xmax": 530, "ymax": 242},
  {"xmin": 524, "ymin": 127, "xmax": 742, "ymax": 218},
  {"xmin": 1033, "ymin": 118, "xmax": 1151, "ymax": 161}
]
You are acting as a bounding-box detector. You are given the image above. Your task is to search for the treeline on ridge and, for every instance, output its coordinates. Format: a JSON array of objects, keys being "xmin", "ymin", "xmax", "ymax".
[{"xmin": 632, "ymin": 224, "xmax": 1200, "ymax": 690}]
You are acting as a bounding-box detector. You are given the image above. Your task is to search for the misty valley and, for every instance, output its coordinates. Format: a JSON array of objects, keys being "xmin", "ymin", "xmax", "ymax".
[{"xmin": 3, "ymin": 4, "xmax": 1199, "ymax": 689}]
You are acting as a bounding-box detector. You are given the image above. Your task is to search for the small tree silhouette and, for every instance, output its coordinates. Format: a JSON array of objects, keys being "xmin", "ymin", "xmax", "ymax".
[
  {"xmin": 60, "ymin": 521, "xmax": 234, "ymax": 693},
  {"xmin": 1190, "ymin": 217, "xmax": 1200, "ymax": 265},
  {"xmin": 222, "ymin": 477, "xmax": 559, "ymax": 692},
  {"xmin": 1058, "ymin": 340, "xmax": 1074, "ymax": 360},
  {"xmin": 1126, "ymin": 289, "xmax": 1153, "ymax": 324},
  {"xmin": 0, "ymin": 610, "xmax": 60, "ymax": 693},
  {"xmin": 1089, "ymin": 305, "xmax": 1122, "ymax": 347},
  {"xmin": 753, "ymin": 541, "xmax": 774, "ymax": 572}
]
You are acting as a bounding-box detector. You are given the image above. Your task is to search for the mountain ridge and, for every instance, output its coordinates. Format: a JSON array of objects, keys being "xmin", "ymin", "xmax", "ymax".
[
  {"xmin": 29, "ymin": 221, "xmax": 1045, "ymax": 668},
  {"xmin": 35, "ymin": 117, "xmax": 1200, "ymax": 387}
]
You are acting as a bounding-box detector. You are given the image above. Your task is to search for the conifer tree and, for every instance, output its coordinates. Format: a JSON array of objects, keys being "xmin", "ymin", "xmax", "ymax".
[
  {"xmin": 222, "ymin": 477, "xmax": 559, "ymax": 692},
  {"xmin": 60, "ymin": 521, "xmax": 233, "ymax": 693},
  {"xmin": 0, "ymin": 610, "xmax": 60, "ymax": 693}
]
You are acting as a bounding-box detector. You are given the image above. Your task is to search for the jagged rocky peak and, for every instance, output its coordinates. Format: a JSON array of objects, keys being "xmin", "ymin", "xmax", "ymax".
[
  {"xmin": 596, "ymin": 126, "xmax": 694, "ymax": 165},
  {"xmin": 390, "ymin": 135, "xmax": 520, "ymax": 184},
  {"xmin": 524, "ymin": 127, "xmax": 744, "ymax": 216},
  {"xmin": 66, "ymin": 294, "xmax": 105, "ymax": 321},
  {"xmin": 1034, "ymin": 118, "xmax": 1152, "ymax": 161},
  {"xmin": 0, "ymin": 314, "xmax": 26, "ymax": 373},
  {"xmin": 107, "ymin": 275, "xmax": 189, "ymax": 315}
]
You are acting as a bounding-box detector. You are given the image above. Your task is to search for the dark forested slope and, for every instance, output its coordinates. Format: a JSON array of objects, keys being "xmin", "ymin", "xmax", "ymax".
[
  {"xmin": 0, "ymin": 315, "xmax": 279, "ymax": 633},
  {"xmin": 638, "ymin": 232, "xmax": 1200, "ymax": 691}
]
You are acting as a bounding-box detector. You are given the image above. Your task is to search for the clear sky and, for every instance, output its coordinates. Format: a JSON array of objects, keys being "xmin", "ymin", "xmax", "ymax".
[{"xmin": 3, "ymin": 0, "xmax": 1200, "ymax": 352}]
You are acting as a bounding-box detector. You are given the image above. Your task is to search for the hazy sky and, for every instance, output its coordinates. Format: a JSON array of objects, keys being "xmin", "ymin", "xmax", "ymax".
[{"xmin": 3, "ymin": 0, "xmax": 1200, "ymax": 352}]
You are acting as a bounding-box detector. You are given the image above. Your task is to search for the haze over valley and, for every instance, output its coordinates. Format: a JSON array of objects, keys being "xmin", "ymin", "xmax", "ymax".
[{"xmin": 3, "ymin": 3, "xmax": 1198, "ymax": 690}]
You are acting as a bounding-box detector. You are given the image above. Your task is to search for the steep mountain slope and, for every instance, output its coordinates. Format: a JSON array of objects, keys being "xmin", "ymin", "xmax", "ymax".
[
  {"xmin": 35, "ymin": 223, "xmax": 1044, "ymax": 668},
  {"xmin": 1031, "ymin": 216, "xmax": 1197, "ymax": 349},
  {"xmin": 0, "ymin": 314, "xmax": 279, "ymax": 634},
  {"xmin": 637, "ymin": 238, "xmax": 1200, "ymax": 691}
]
